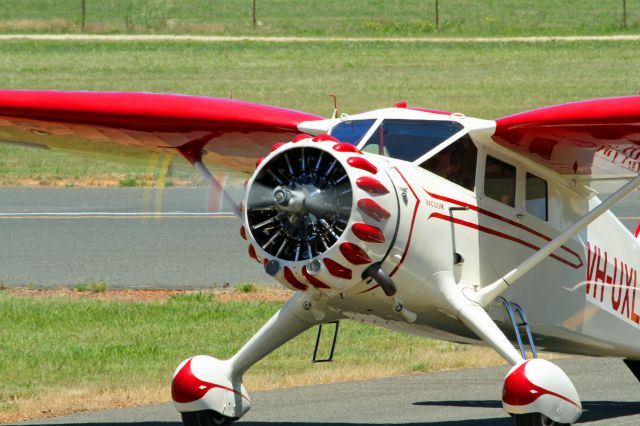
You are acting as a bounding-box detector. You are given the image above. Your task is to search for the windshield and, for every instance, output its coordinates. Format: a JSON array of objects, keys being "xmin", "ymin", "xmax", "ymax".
[
  {"xmin": 329, "ymin": 119, "xmax": 376, "ymax": 145},
  {"xmin": 362, "ymin": 119, "xmax": 464, "ymax": 162}
]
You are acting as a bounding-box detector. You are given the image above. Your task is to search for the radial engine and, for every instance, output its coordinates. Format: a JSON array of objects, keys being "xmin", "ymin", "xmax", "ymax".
[{"xmin": 241, "ymin": 134, "xmax": 406, "ymax": 297}]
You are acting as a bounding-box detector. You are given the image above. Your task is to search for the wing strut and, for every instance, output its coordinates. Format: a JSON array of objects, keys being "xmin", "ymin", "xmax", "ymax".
[
  {"xmin": 176, "ymin": 134, "xmax": 241, "ymax": 216},
  {"xmin": 192, "ymin": 161, "xmax": 240, "ymax": 215},
  {"xmin": 465, "ymin": 173, "xmax": 640, "ymax": 307}
]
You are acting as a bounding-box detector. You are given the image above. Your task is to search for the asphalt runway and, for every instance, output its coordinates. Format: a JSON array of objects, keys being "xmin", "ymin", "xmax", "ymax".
[
  {"xmin": 0, "ymin": 187, "xmax": 266, "ymax": 288},
  {"xmin": 9, "ymin": 357, "xmax": 640, "ymax": 425},
  {"xmin": 0, "ymin": 187, "xmax": 638, "ymax": 289}
]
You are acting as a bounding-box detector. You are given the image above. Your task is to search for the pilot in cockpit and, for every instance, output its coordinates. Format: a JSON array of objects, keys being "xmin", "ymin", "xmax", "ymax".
[{"xmin": 422, "ymin": 137, "xmax": 477, "ymax": 191}]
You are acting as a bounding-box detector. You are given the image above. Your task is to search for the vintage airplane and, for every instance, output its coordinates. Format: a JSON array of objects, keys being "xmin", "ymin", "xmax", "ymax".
[{"xmin": 1, "ymin": 90, "xmax": 640, "ymax": 426}]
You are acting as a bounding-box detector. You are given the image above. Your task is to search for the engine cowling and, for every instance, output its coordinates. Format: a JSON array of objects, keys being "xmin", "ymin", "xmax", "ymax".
[{"xmin": 241, "ymin": 135, "xmax": 399, "ymax": 294}]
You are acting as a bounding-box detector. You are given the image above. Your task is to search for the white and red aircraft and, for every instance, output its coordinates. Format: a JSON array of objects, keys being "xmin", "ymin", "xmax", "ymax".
[{"xmin": 1, "ymin": 91, "xmax": 640, "ymax": 426}]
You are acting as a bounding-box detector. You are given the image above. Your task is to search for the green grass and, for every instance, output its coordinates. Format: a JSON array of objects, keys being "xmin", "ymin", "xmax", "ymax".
[
  {"xmin": 74, "ymin": 280, "xmax": 109, "ymax": 293},
  {"xmin": 0, "ymin": 141, "xmax": 202, "ymax": 186},
  {"xmin": 236, "ymin": 283, "xmax": 258, "ymax": 293},
  {"xmin": 0, "ymin": 39, "xmax": 638, "ymax": 185},
  {"xmin": 0, "ymin": 39, "xmax": 637, "ymax": 123},
  {"xmin": 117, "ymin": 177, "xmax": 139, "ymax": 188},
  {"xmin": 0, "ymin": 292, "xmax": 499, "ymax": 418},
  {"xmin": 168, "ymin": 291, "xmax": 215, "ymax": 303},
  {"xmin": 0, "ymin": 0, "xmax": 638, "ymax": 36}
]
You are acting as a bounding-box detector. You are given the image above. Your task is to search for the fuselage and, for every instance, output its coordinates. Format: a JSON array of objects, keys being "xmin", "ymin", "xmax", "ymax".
[
  {"xmin": 328, "ymin": 167, "xmax": 640, "ymax": 358},
  {"xmin": 303, "ymin": 106, "xmax": 640, "ymax": 358}
]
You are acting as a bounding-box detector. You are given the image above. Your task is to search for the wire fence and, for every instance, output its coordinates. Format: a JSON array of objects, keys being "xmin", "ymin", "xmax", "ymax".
[{"xmin": 0, "ymin": 0, "xmax": 637, "ymax": 36}]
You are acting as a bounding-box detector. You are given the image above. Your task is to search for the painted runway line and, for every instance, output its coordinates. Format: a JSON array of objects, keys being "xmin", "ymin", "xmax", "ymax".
[{"xmin": 0, "ymin": 211, "xmax": 237, "ymax": 219}]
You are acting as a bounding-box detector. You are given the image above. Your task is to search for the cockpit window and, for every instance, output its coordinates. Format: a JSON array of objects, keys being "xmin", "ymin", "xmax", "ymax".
[
  {"xmin": 330, "ymin": 119, "xmax": 376, "ymax": 145},
  {"xmin": 361, "ymin": 119, "xmax": 464, "ymax": 162},
  {"xmin": 420, "ymin": 134, "xmax": 477, "ymax": 192},
  {"xmin": 526, "ymin": 173, "xmax": 548, "ymax": 221}
]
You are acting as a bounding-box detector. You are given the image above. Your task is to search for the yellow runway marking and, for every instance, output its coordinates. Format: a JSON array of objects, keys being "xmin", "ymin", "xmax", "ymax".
[
  {"xmin": 142, "ymin": 152, "xmax": 160, "ymax": 213},
  {"xmin": 154, "ymin": 154, "xmax": 173, "ymax": 216}
]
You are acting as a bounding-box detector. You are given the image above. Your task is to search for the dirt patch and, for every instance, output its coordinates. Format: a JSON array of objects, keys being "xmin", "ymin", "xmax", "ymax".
[
  {"xmin": 0, "ymin": 19, "xmax": 73, "ymax": 32},
  {"xmin": 0, "ymin": 385, "xmax": 168, "ymax": 424},
  {"xmin": 13, "ymin": 177, "xmax": 124, "ymax": 187},
  {"xmin": 4, "ymin": 177, "xmax": 200, "ymax": 188},
  {"xmin": 2, "ymin": 34, "xmax": 640, "ymax": 43},
  {"xmin": 1, "ymin": 286, "xmax": 291, "ymax": 303}
]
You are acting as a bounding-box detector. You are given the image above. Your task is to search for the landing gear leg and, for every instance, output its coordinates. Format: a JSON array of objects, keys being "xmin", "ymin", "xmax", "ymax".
[{"xmin": 173, "ymin": 293, "xmax": 335, "ymax": 424}]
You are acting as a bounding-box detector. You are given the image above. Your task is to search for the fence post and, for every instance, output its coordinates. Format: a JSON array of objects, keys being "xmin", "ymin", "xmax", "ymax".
[
  {"xmin": 435, "ymin": 0, "xmax": 440, "ymax": 30},
  {"xmin": 252, "ymin": 0, "xmax": 257, "ymax": 29},
  {"xmin": 81, "ymin": 0, "xmax": 86, "ymax": 32}
]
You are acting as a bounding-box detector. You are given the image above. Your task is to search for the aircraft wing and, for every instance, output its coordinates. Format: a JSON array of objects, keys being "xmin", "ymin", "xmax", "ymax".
[
  {"xmin": 0, "ymin": 90, "xmax": 324, "ymax": 173},
  {"xmin": 491, "ymin": 96, "xmax": 640, "ymax": 182}
]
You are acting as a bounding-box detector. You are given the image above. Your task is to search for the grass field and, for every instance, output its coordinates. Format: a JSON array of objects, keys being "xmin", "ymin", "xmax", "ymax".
[
  {"xmin": 0, "ymin": 39, "xmax": 639, "ymax": 185},
  {"xmin": 0, "ymin": 0, "xmax": 638, "ymax": 36},
  {"xmin": 0, "ymin": 289, "xmax": 509, "ymax": 422}
]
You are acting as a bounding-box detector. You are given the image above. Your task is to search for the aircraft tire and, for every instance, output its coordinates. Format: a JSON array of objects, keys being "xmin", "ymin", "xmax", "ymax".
[
  {"xmin": 513, "ymin": 413, "xmax": 570, "ymax": 426},
  {"xmin": 181, "ymin": 410, "xmax": 235, "ymax": 426}
]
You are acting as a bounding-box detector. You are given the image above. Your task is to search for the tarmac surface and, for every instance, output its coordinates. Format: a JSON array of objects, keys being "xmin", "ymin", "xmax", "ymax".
[
  {"xmin": 0, "ymin": 187, "xmax": 265, "ymax": 288},
  {"xmin": 9, "ymin": 357, "xmax": 640, "ymax": 425},
  {"xmin": 0, "ymin": 187, "xmax": 637, "ymax": 289}
]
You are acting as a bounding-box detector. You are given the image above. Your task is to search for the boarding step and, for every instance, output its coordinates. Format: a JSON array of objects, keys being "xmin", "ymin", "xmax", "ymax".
[
  {"xmin": 312, "ymin": 321, "xmax": 340, "ymax": 363},
  {"xmin": 498, "ymin": 297, "xmax": 538, "ymax": 359}
]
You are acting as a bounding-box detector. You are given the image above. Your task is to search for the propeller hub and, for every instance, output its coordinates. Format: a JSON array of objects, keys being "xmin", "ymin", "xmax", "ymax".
[
  {"xmin": 272, "ymin": 187, "xmax": 305, "ymax": 213},
  {"xmin": 273, "ymin": 187, "xmax": 291, "ymax": 206}
]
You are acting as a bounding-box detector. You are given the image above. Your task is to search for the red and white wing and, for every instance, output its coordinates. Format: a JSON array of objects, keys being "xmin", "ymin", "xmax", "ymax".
[
  {"xmin": 491, "ymin": 96, "xmax": 640, "ymax": 181},
  {"xmin": 0, "ymin": 90, "xmax": 323, "ymax": 172}
]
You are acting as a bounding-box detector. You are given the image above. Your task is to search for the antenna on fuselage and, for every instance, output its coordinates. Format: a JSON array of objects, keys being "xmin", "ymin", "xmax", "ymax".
[{"xmin": 329, "ymin": 94, "xmax": 339, "ymax": 119}]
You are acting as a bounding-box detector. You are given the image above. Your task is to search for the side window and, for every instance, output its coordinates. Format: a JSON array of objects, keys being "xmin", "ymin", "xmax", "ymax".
[
  {"xmin": 420, "ymin": 134, "xmax": 477, "ymax": 192},
  {"xmin": 526, "ymin": 173, "xmax": 548, "ymax": 221},
  {"xmin": 484, "ymin": 156, "xmax": 516, "ymax": 207}
]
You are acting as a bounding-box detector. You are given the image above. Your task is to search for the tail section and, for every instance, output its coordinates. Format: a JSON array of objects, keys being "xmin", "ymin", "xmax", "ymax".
[{"xmin": 635, "ymin": 222, "xmax": 640, "ymax": 239}]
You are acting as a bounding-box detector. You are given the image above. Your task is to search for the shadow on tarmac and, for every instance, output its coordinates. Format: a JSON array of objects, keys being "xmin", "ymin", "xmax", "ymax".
[
  {"xmin": 414, "ymin": 400, "xmax": 640, "ymax": 423},
  {"xmin": 12, "ymin": 423, "xmax": 513, "ymax": 426},
  {"xmin": 21, "ymin": 401, "xmax": 640, "ymax": 426}
]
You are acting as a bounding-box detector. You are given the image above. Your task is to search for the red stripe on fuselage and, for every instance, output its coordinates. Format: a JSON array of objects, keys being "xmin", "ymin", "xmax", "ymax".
[
  {"xmin": 358, "ymin": 167, "xmax": 420, "ymax": 294},
  {"xmin": 428, "ymin": 212, "xmax": 581, "ymax": 269},
  {"xmin": 425, "ymin": 191, "xmax": 583, "ymax": 269},
  {"xmin": 389, "ymin": 167, "xmax": 420, "ymax": 277}
]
